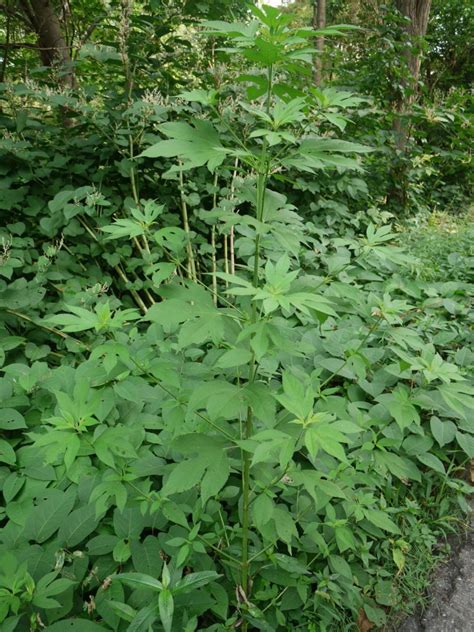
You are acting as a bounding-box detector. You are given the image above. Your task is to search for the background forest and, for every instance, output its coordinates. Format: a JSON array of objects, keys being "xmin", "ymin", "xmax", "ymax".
[{"xmin": 0, "ymin": 1, "xmax": 473, "ymax": 631}]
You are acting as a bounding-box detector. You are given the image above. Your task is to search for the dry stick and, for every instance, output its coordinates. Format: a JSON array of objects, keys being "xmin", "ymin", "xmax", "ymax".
[
  {"xmin": 77, "ymin": 216, "xmax": 148, "ymax": 314},
  {"xmin": 211, "ymin": 172, "xmax": 219, "ymax": 305},
  {"xmin": 163, "ymin": 250, "xmax": 245, "ymax": 319},
  {"xmin": 229, "ymin": 157, "xmax": 239, "ymax": 275},
  {"xmin": 143, "ymin": 288, "xmax": 156, "ymax": 305},
  {"xmin": 211, "ymin": 225, "xmax": 218, "ymax": 306},
  {"xmin": 5, "ymin": 309, "xmax": 90, "ymax": 350},
  {"xmin": 114, "ymin": 265, "xmax": 148, "ymax": 314},
  {"xmin": 120, "ymin": 3, "xmax": 153, "ymax": 262},
  {"xmin": 195, "ymin": 534, "xmax": 241, "ymax": 568},
  {"xmin": 229, "ymin": 229, "xmax": 235, "ymax": 275},
  {"xmin": 178, "ymin": 165, "xmax": 197, "ymax": 282},
  {"xmin": 223, "ymin": 234, "xmax": 229, "ymax": 283},
  {"xmin": 128, "ymin": 134, "xmax": 153, "ymax": 258}
]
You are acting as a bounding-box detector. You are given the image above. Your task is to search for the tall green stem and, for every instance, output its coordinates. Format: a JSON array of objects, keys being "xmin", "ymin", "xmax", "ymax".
[{"xmin": 240, "ymin": 63, "xmax": 273, "ymax": 629}]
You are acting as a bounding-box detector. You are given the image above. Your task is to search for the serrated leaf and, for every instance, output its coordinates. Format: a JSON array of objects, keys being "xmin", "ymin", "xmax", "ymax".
[{"xmin": 140, "ymin": 120, "xmax": 228, "ymax": 172}]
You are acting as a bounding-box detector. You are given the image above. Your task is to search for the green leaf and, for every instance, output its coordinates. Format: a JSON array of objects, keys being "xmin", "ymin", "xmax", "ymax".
[
  {"xmin": 140, "ymin": 120, "xmax": 228, "ymax": 172},
  {"xmin": 161, "ymin": 501, "xmax": 188, "ymax": 528},
  {"xmin": 201, "ymin": 451, "xmax": 230, "ymax": 505},
  {"xmin": 114, "ymin": 573, "xmax": 162, "ymax": 591},
  {"xmin": 430, "ymin": 416, "xmax": 456, "ymax": 447},
  {"xmin": 178, "ymin": 311, "xmax": 225, "ymax": 348},
  {"xmin": 217, "ymin": 347, "xmax": 253, "ymax": 368},
  {"xmin": 335, "ymin": 526, "xmax": 356, "ymax": 552},
  {"xmin": 0, "ymin": 616, "xmax": 22, "ymax": 632},
  {"xmin": 392, "ymin": 548, "xmax": 406, "ymax": 572},
  {"xmin": 277, "ymin": 370, "xmax": 313, "ymax": 420},
  {"xmin": 162, "ymin": 441, "xmax": 230, "ymax": 504},
  {"xmin": 58, "ymin": 504, "xmax": 101, "ymax": 547},
  {"xmin": 375, "ymin": 451, "xmax": 421, "ymax": 482},
  {"xmin": 178, "ymin": 88, "xmax": 218, "ymax": 105},
  {"xmin": 127, "ymin": 605, "xmax": 158, "ymax": 632},
  {"xmin": 363, "ymin": 604, "xmax": 386, "ymax": 626},
  {"xmin": 253, "ymin": 494, "xmax": 274, "ymax": 531},
  {"xmin": 305, "ymin": 426, "xmax": 348, "ymax": 463},
  {"xmin": 328, "ymin": 555, "xmax": 353, "ymax": 579},
  {"xmin": 161, "ymin": 457, "xmax": 208, "ymax": 496},
  {"xmin": 158, "ymin": 590, "xmax": 174, "ymax": 632},
  {"xmin": 0, "ymin": 438, "xmax": 16, "ymax": 465},
  {"xmin": 188, "ymin": 381, "xmax": 244, "ymax": 420},
  {"xmin": 273, "ymin": 507, "xmax": 297, "ymax": 544},
  {"xmin": 87, "ymin": 534, "xmax": 119, "ymax": 556},
  {"xmin": 438, "ymin": 382, "xmax": 474, "ymax": 420},
  {"xmin": 101, "ymin": 218, "xmax": 145, "ymax": 240},
  {"xmin": 174, "ymin": 571, "xmax": 221, "ymax": 594},
  {"xmin": 24, "ymin": 489, "xmax": 76, "ymax": 543},
  {"xmin": 375, "ymin": 579, "xmax": 397, "ymax": 606},
  {"xmin": 456, "ymin": 432, "xmax": 474, "ymax": 458},
  {"xmin": 108, "ymin": 601, "xmax": 137, "ymax": 623},
  {"xmin": 46, "ymin": 621, "xmax": 108, "ymax": 631},
  {"xmin": 0, "ymin": 408, "xmax": 27, "ymax": 430},
  {"xmin": 364, "ymin": 509, "xmax": 400, "ymax": 534},
  {"xmin": 2, "ymin": 473, "xmax": 25, "ymax": 502},
  {"xmin": 114, "ymin": 507, "xmax": 147, "ymax": 540},
  {"xmin": 377, "ymin": 387, "xmax": 420, "ymax": 430},
  {"xmin": 45, "ymin": 305, "xmax": 99, "ymax": 332},
  {"xmin": 417, "ymin": 452, "xmax": 446, "ymax": 474},
  {"xmin": 292, "ymin": 470, "xmax": 346, "ymax": 502},
  {"xmin": 113, "ymin": 539, "xmax": 132, "ymax": 563},
  {"xmin": 131, "ymin": 536, "xmax": 163, "ymax": 576}
]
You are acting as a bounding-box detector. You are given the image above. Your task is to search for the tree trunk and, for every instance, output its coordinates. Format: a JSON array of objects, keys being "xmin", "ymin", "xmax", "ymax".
[
  {"xmin": 19, "ymin": 0, "xmax": 76, "ymax": 89},
  {"xmin": 392, "ymin": 0, "xmax": 432, "ymax": 150},
  {"xmin": 395, "ymin": 0, "xmax": 431, "ymax": 82},
  {"xmin": 388, "ymin": 0, "xmax": 431, "ymax": 209},
  {"xmin": 312, "ymin": 0, "xmax": 326, "ymax": 85}
]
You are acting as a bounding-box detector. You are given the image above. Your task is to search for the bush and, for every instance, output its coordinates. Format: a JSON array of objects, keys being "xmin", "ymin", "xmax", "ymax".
[{"xmin": 0, "ymin": 6, "xmax": 472, "ymax": 632}]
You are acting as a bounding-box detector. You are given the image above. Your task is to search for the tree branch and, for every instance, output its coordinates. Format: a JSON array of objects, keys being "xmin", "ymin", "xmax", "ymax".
[{"xmin": 0, "ymin": 41, "xmax": 38, "ymax": 50}]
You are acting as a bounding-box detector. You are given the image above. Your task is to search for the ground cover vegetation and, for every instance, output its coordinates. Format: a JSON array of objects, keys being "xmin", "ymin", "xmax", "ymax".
[{"xmin": 0, "ymin": 1, "xmax": 472, "ymax": 630}]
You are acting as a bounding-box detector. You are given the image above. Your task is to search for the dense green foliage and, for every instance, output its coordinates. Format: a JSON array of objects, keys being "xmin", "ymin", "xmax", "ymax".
[{"xmin": 0, "ymin": 1, "xmax": 473, "ymax": 631}]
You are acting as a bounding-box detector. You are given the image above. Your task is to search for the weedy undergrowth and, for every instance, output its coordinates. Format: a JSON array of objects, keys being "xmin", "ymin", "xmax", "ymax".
[{"xmin": 0, "ymin": 4, "xmax": 473, "ymax": 632}]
